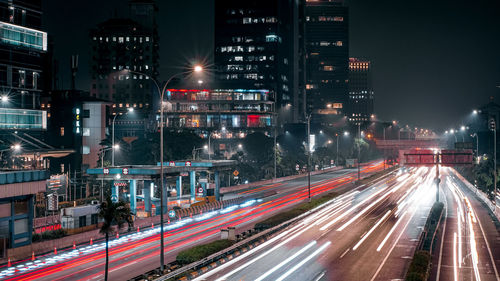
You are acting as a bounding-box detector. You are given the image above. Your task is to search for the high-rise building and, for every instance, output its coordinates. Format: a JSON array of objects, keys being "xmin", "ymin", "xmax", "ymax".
[
  {"xmin": 304, "ymin": 0, "xmax": 348, "ymax": 123},
  {"xmin": 89, "ymin": 0, "xmax": 158, "ymax": 113},
  {"xmin": 214, "ymin": 0, "xmax": 300, "ymax": 124},
  {"xmin": 0, "ymin": 0, "xmax": 49, "ymax": 153},
  {"xmin": 348, "ymin": 58, "xmax": 374, "ymax": 125}
]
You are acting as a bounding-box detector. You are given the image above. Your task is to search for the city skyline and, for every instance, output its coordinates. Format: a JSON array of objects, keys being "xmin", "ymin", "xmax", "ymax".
[{"xmin": 43, "ymin": 0, "xmax": 500, "ymax": 130}]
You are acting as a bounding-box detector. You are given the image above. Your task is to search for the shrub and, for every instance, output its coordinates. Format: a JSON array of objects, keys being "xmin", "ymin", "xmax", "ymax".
[
  {"xmin": 176, "ymin": 239, "xmax": 235, "ymax": 265},
  {"xmin": 405, "ymin": 250, "xmax": 431, "ymax": 281},
  {"xmin": 33, "ymin": 229, "xmax": 67, "ymax": 242}
]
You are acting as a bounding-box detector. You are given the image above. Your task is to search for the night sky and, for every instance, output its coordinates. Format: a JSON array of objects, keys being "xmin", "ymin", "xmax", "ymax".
[{"xmin": 43, "ymin": 0, "xmax": 500, "ymax": 131}]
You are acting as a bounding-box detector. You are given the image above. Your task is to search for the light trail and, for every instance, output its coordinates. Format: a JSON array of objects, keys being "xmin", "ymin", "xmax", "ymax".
[
  {"xmin": 376, "ymin": 211, "xmax": 407, "ymax": 252},
  {"xmin": 352, "ymin": 210, "xmax": 391, "ymax": 251},
  {"xmin": 254, "ymin": 241, "xmax": 316, "ymax": 281},
  {"xmin": 453, "ymin": 232, "xmax": 458, "ymax": 281},
  {"xmin": 274, "ymin": 241, "xmax": 331, "ymax": 281}
]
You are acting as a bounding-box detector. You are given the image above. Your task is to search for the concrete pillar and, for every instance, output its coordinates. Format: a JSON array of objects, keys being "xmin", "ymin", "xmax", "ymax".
[
  {"xmin": 130, "ymin": 179, "xmax": 137, "ymax": 214},
  {"xmin": 176, "ymin": 176, "xmax": 182, "ymax": 201},
  {"xmin": 143, "ymin": 180, "xmax": 152, "ymax": 215},
  {"xmin": 190, "ymin": 171, "xmax": 196, "ymax": 203},
  {"xmin": 215, "ymin": 170, "xmax": 220, "ymax": 201},
  {"xmin": 111, "ymin": 181, "xmax": 119, "ymax": 203}
]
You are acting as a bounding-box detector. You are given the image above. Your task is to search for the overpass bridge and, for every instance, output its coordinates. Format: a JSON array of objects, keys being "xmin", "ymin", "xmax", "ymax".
[{"xmin": 374, "ymin": 138, "xmax": 446, "ymax": 159}]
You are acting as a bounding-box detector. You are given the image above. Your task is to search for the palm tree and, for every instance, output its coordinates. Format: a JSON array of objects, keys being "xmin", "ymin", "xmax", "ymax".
[{"xmin": 98, "ymin": 196, "xmax": 133, "ymax": 281}]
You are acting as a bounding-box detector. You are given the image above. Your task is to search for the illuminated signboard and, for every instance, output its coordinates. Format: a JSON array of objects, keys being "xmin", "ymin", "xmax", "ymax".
[{"xmin": 75, "ymin": 108, "xmax": 81, "ymax": 134}]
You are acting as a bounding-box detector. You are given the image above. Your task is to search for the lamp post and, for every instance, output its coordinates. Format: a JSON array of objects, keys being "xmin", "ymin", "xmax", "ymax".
[
  {"xmin": 335, "ymin": 133, "xmax": 339, "ymax": 166},
  {"xmin": 306, "ymin": 114, "xmax": 312, "ymax": 202},
  {"xmin": 126, "ymin": 65, "xmax": 203, "ymax": 272},
  {"xmin": 357, "ymin": 123, "xmax": 361, "ymax": 181},
  {"xmin": 111, "ymin": 107, "xmax": 134, "ymax": 166},
  {"xmin": 100, "ymin": 145, "xmax": 118, "ymax": 201}
]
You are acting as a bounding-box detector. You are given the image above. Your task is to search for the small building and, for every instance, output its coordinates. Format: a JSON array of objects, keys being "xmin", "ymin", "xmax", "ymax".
[
  {"xmin": 60, "ymin": 204, "xmax": 99, "ymax": 230},
  {"xmin": 0, "ymin": 170, "xmax": 49, "ymax": 255}
]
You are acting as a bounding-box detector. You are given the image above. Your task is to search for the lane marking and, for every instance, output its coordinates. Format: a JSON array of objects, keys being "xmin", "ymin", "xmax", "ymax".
[{"xmin": 275, "ymin": 241, "xmax": 331, "ymax": 281}]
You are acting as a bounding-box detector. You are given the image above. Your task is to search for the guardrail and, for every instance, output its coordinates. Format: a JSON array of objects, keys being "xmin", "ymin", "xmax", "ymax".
[
  {"xmin": 452, "ymin": 169, "xmax": 500, "ymax": 221},
  {"xmin": 151, "ymin": 190, "xmax": 345, "ymax": 281}
]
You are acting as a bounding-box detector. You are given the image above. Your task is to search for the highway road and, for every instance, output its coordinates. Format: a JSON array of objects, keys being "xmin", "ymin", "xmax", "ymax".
[
  {"xmin": 430, "ymin": 167, "xmax": 500, "ymax": 281},
  {"xmin": 193, "ymin": 166, "xmax": 445, "ymax": 281},
  {"xmin": 0, "ymin": 161, "xmax": 385, "ymax": 280}
]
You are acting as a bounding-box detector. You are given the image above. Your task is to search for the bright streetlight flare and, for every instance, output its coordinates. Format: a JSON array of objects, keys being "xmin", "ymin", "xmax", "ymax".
[
  {"xmin": 113, "ymin": 144, "xmax": 120, "ymax": 150},
  {"xmin": 194, "ymin": 65, "xmax": 203, "ymax": 72},
  {"xmin": 1, "ymin": 95, "xmax": 8, "ymax": 102},
  {"xmin": 344, "ymin": 131, "xmax": 349, "ymax": 136},
  {"xmin": 11, "ymin": 144, "xmax": 21, "ymax": 151},
  {"xmin": 127, "ymin": 107, "xmax": 134, "ymax": 112}
]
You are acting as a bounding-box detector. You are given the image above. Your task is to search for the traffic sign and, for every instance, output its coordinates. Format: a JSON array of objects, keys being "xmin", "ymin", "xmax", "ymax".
[
  {"xmin": 169, "ymin": 161, "xmax": 175, "ymax": 167},
  {"xmin": 122, "ymin": 168, "xmax": 129, "ymax": 175},
  {"xmin": 185, "ymin": 161, "xmax": 192, "ymax": 167},
  {"xmin": 103, "ymin": 168, "xmax": 109, "ymax": 174},
  {"xmin": 111, "ymin": 195, "xmax": 118, "ymax": 202},
  {"xmin": 233, "ymin": 170, "xmax": 239, "ymax": 176},
  {"xmin": 168, "ymin": 210, "xmax": 176, "ymax": 218}
]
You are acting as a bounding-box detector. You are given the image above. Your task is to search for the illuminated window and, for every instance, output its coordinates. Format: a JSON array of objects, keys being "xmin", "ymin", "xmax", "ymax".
[
  {"xmin": 336, "ymin": 41, "xmax": 343, "ymax": 46},
  {"xmin": 320, "ymin": 41, "xmax": 330, "ymax": 46},
  {"xmin": 234, "ymin": 56, "xmax": 243, "ymax": 61},
  {"xmin": 60, "ymin": 127, "xmax": 64, "ymax": 136},
  {"xmin": 118, "ymin": 37, "xmax": 124, "ymax": 43},
  {"xmin": 323, "ymin": 66, "xmax": 334, "ymax": 71},
  {"xmin": 243, "ymin": 17, "xmax": 251, "ymax": 24},
  {"xmin": 334, "ymin": 17, "xmax": 344, "ymax": 22}
]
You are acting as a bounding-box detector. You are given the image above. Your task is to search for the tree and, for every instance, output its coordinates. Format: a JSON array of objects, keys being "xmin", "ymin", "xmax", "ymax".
[{"xmin": 98, "ymin": 196, "xmax": 133, "ymax": 281}]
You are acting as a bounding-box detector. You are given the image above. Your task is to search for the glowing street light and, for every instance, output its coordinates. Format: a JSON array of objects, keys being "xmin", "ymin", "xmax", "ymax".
[
  {"xmin": 472, "ymin": 109, "xmax": 478, "ymax": 115},
  {"xmin": 460, "ymin": 126, "xmax": 466, "ymax": 131},
  {"xmin": 1, "ymin": 96, "xmax": 8, "ymax": 103},
  {"xmin": 11, "ymin": 144, "xmax": 21, "ymax": 151},
  {"xmin": 238, "ymin": 143, "xmax": 243, "ymax": 149},
  {"xmin": 194, "ymin": 65, "xmax": 203, "ymax": 72},
  {"xmin": 343, "ymin": 131, "xmax": 350, "ymax": 136}
]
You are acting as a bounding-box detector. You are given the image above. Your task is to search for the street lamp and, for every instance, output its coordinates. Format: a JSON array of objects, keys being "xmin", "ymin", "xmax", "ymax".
[
  {"xmin": 126, "ymin": 64, "xmax": 203, "ymax": 272},
  {"xmin": 99, "ymin": 145, "xmax": 119, "ymax": 201},
  {"xmin": 1, "ymin": 96, "xmax": 8, "ymax": 103},
  {"xmin": 306, "ymin": 113, "xmax": 312, "ymax": 202},
  {"xmin": 111, "ymin": 107, "xmax": 134, "ymax": 166}
]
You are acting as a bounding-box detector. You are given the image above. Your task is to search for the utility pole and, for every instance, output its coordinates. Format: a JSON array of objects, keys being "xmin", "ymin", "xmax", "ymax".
[
  {"xmin": 336, "ymin": 133, "xmax": 339, "ymax": 167},
  {"xmin": 274, "ymin": 125, "xmax": 277, "ymax": 179},
  {"xmin": 307, "ymin": 114, "xmax": 311, "ymax": 202},
  {"xmin": 357, "ymin": 123, "xmax": 361, "ymax": 181},
  {"xmin": 490, "ymin": 117, "xmax": 497, "ymax": 211}
]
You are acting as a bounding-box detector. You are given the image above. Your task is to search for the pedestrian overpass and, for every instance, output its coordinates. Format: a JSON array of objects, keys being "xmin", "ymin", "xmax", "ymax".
[{"xmin": 86, "ymin": 160, "xmax": 235, "ymax": 215}]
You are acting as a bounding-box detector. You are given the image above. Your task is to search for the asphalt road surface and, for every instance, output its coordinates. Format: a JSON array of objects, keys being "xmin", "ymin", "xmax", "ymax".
[{"xmin": 1, "ymin": 161, "xmax": 385, "ymax": 281}]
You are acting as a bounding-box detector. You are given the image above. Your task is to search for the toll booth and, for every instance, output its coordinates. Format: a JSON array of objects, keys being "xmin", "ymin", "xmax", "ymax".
[{"xmin": 86, "ymin": 160, "xmax": 235, "ymax": 215}]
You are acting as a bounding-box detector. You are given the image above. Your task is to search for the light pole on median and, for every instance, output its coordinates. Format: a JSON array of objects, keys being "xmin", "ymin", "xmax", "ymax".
[
  {"xmin": 111, "ymin": 107, "xmax": 134, "ymax": 166},
  {"xmin": 126, "ymin": 64, "xmax": 203, "ymax": 272},
  {"xmin": 306, "ymin": 114, "xmax": 312, "ymax": 202}
]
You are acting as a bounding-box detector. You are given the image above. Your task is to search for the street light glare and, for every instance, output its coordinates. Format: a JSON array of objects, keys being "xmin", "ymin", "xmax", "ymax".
[
  {"xmin": 473, "ymin": 109, "xmax": 478, "ymax": 115},
  {"xmin": 1, "ymin": 95, "xmax": 8, "ymax": 102},
  {"xmin": 194, "ymin": 65, "xmax": 203, "ymax": 72},
  {"xmin": 127, "ymin": 107, "xmax": 134, "ymax": 112},
  {"xmin": 238, "ymin": 143, "xmax": 243, "ymax": 149},
  {"xmin": 450, "ymin": 129, "xmax": 455, "ymax": 134},
  {"xmin": 11, "ymin": 144, "xmax": 21, "ymax": 151},
  {"xmin": 460, "ymin": 126, "xmax": 466, "ymax": 131},
  {"xmin": 203, "ymin": 145, "xmax": 208, "ymax": 150},
  {"xmin": 343, "ymin": 131, "xmax": 349, "ymax": 136},
  {"xmin": 113, "ymin": 144, "xmax": 120, "ymax": 150}
]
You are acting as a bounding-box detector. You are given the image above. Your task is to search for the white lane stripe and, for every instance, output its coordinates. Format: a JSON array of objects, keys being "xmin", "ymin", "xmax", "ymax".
[
  {"xmin": 352, "ymin": 210, "xmax": 391, "ymax": 251},
  {"xmin": 376, "ymin": 211, "xmax": 407, "ymax": 252},
  {"xmin": 254, "ymin": 241, "xmax": 316, "ymax": 281},
  {"xmin": 275, "ymin": 241, "xmax": 331, "ymax": 281}
]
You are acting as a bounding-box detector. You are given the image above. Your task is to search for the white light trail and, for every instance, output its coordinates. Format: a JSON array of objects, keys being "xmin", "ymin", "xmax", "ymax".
[
  {"xmin": 254, "ymin": 241, "xmax": 316, "ymax": 281},
  {"xmin": 377, "ymin": 211, "xmax": 407, "ymax": 252},
  {"xmin": 453, "ymin": 232, "xmax": 458, "ymax": 281},
  {"xmin": 320, "ymin": 185, "xmax": 390, "ymax": 231},
  {"xmin": 352, "ymin": 210, "xmax": 391, "ymax": 251},
  {"xmin": 275, "ymin": 241, "xmax": 331, "ymax": 281},
  {"xmin": 457, "ymin": 207, "xmax": 462, "ymax": 268}
]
